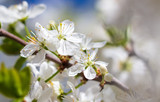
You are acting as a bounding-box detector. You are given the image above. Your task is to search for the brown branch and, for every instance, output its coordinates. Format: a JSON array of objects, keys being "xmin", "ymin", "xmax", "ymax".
[
  {"xmin": 0, "ymin": 28, "xmax": 130, "ymax": 93},
  {"xmin": 94, "ymin": 75, "xmax": 129, "ymax": 93},
  {"xmin": 0, "ymin": 29, "xmax": 61, "ymax": 64}
]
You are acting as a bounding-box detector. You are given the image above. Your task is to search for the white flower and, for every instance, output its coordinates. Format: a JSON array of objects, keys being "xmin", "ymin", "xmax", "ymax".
[
  {"xmin": 25, "ymin": 81, "xmax": 53, "ymax": 102},
  {"xmin": 27, "ymin": 61, "xmax": 57, "ymax": 81},
  {"xmin": 0, "ymin": 1, "xmax": 46, "ymax": 23},
  {"xmin": 20, "ymin": 22, "xmax": 55, "ymax": 64},
  {"xmin": 69, "ymin": 49, "xmax": 108, "ymax": 79},
  {"xmin": 102, "ymin": 47, "xmax": 128, "ymax": 73},
  {"xmin": 48, "ymin": 81, "xmax": 63, "ymax": 96},
  {"xmin": 51, "ymin": 20, "xmax": 85, "ymax": 55},
  {"xmin": 64, "ymin": 81, "xmax": 102, "ymax": 102},
  {"xmin": 80, "ymin": 36, "xmax": 107, "ymax": 50}
]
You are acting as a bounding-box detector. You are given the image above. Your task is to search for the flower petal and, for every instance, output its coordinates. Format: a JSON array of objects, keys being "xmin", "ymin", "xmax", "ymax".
[
  {"xmin": 35, "ymin": 22, "xmax": 48, "ymax": 41},
  {"xmin": 90, "ymin": 41, "xmax": 106, "ymax": 48},
  {"xmin": 31, "ymin": 49, "xmax": 46, "ymax": 64},
  {"xmin": 57, "ymin": 40, "xmax": 78, "ymax": 55},
  {"xmin": 67, "ymin": 81, "xmax": 76, "ymax": 96},
  {"xmin": 81, "ymin": 37, "xmax": 92, "ymax": 50},
  {"xmin": 29, "ymin": 4, "xmax": 46, "ymax": 18},
  {"xmin": 95, "ymin": 61, "xmax": 108, "ymax": 67},
  {"xmin": 20, "ymin": 43, "xmax": 39, "ymax": 58},
  {"xmin": 0, "ymin": 5, "xmax": 18, "ymax": 23},
  {"xmin": 84, "ymin": 66, "xmax": 96, "ymax": 80},
  {"xmin": 38, "ymin": 88, "xmax": 52, "ymax": 102},
  {"xmin": 58, "ymin": 20, "xmax": 74, "ymax": 35},
  {"xmin": 66, "ymin": 33, "xmax": 85, "ymax": 43},
  {"xmin": 27, "ymin": 63, "xmax": 39, "ymax": 78},
  {"xmin": 90, "ymin": 49, "xmax": 98, "ymax": 60},
  {"xmin": 31, "ymin": 81, "xmax": 42, "ymax": 99},
  {"xmin": 68, "ymin": 64, "xmax": 84, "ymax": 76},
  {"xmin": 39, "ymin": 62, "xmax": 56, "ymax": 80}
]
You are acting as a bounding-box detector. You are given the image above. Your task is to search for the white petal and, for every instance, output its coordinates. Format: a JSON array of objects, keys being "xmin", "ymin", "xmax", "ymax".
[
  {"xmin": 81, "ymin": 37, "xmax": 92, "ymax": 50},
  {"xmin": 39, "ymin": 62, "xmax": 56, "ymax": 80},
  {"xmin": 31, "ymin": 49, "xmax": 46, "ymax": 64},
  {"xmin": 31, "ymin": 81, "xmax": 42, "ymax": 99},
  {"xmin": 20, "ymin": 43, "xmax": 39, "ymax": 58},
  {"xmin": 68, "ymin": 64, "xmax": 84, "ymax": 76},
  {"xmin": 95, "ymin": 61, "xmax": 108, "ymax": 67},
  {"xmin": 52, "ymin": 81, "xmax": 61, "ymax": 95},
  {"xmin": 66, "ymin": 33, "xmax": 85, "ymax": 43},
  {"xmin": 38, "ymin": 88, "xmax": 52, "ymax": 102},
  {"xmin": 90, "ymin": 49, "xmax": 98, "ymax": 60},
  {"xmin": 0, "ymin": 5, "xmax": 18, "ymax": 23},
  {"xmin": 27, "ymin": 63, "xmax": 39, "ymax": 78},
  {"xmin": 90, "ymin": 41, "xmax": 106, "ymax": 48},
  {"xmin": 67, "ymin": 81, "xmax": 76, "ymax": 96},
  {"xmin": 35, "ymin": 22, "xmax": 48, "ymax": 41},
  {"xmin": 84, "ymin": 66, "xmax": 96, "ymax": 80},
  {"xmin": 29, "ymin": 4, "xmax": 46, "ymax": 18},
  {"xmin": 58, "ymin": 20, "xmax": 74, "ymax": 35},
  {"xmin": 22, "ymin": 1, "xmax": 28, "ymax": 11},
  {"xmin": 57, "ymin": 40, "xmax": 78, "ymax": 56}
]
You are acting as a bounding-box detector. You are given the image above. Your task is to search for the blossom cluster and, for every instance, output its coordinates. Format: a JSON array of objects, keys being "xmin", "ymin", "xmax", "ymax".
[
  {"xmin": 0, "ymin": 1, "xmax": 113, "ymax": 102},
  {"xmin": 21, "ymin": 19, "xmax": 111, "ymax": 101}
]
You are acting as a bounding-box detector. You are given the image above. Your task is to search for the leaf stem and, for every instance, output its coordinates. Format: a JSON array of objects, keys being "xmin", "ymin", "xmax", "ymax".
[{"xmin": 45, "ymin": 70, "xmax": 60, "ymax": 82}]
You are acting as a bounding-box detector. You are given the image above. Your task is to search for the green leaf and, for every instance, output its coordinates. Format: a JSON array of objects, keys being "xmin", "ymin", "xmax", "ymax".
[
  {"xmin": 12, "ymin": 98, "xmax": 24, "ymax": 102},
  {"xmin": 14, "ymin": 57, "xmax": 26, "ymax": 71},
  {"xmin": 0, "ymin": 22, "xmax": 1, "ymax": 28},
  {"xmin": 0, "ymin": 63, "xmax": 22, "ymax": 98},
  {"xmin": 19, "ymin": 67, "xmax": 31, "ymax": 96},
  {"xmin": 0, "ymin": 38, "xmax": 23, "ymax": 55},
  {"xmin": 105, "ymin": 27, "xmax": 129, "ymax": 46},
  {"xmin": 0, "ymin": 63, "xmax": 31, "ymax": 99},
  {"xmin": 0, "ymin": 22, "xmax": 24, "ymax": 55}
]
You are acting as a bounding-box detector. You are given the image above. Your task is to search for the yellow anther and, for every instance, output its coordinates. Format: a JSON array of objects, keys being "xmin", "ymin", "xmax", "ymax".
[{"xmin": 49, "ymin": 80, "xmax": 54, "ymax": 86}]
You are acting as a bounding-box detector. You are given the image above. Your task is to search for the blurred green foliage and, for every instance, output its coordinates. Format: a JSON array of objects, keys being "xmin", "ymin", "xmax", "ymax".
[
  {"xmin": 0, "ymin": 63, "xmax": 31, "ymax": 99},
  {"xmin": 0, "ymin": 22, "xmax": 24, "ymax": 55},
  {"xmin": 14, "ymin": 57, "xmax": 26, "ymax": 71},
  {"xmin": 105, "ymin": 27, "xmax": 130, "ymax": 47}
]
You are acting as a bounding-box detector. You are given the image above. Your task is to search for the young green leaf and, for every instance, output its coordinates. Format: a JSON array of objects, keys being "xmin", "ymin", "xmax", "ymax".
[
  {"xmin": 14, "ymin": 57, "xmax": 26, "ymax": 71},
  {"xmin": 0, "ymin": 63, "xmax": 31, "ymax": 99}
]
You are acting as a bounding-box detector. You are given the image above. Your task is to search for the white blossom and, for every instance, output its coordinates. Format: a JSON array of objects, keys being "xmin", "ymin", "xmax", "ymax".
[
  {"xmin": 80, "ymin": 36, "xmax": 106, "ymax": 51},
  {"xmin": 25, "ymin": 81, "xmax": 53, "ymax": 102},
  {"xmin": 50, "ymin": 20, "xmax": 85, "ymax": 55},
  {"xmin": 20, "ymin": 22, "xmax": 55, "ymax": 64},
  {"xmin": 0, "ymin": 1, "xmax": 46, "ymax": 23},
  {"xmin": 69, "ymin": 49, "xmax": 108, "ymax": 79},
  {"xmin": 27, "ymin": 61, "xmax": 57, "ymax": 81}
]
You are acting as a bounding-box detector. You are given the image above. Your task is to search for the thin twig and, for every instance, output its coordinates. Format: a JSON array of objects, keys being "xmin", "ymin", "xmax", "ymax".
[
  {"xmin": 0, "ymin": 29, "xmax": 61, "ymax": 64},
  {"xmin": 0, "ymin": 29, "xmax": 130, "ymax": 94}
]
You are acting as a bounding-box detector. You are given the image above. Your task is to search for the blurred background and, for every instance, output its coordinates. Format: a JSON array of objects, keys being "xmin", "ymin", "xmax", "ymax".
[{"xmin": 0, "ymin": 0, "xmax": 160, "ymax": 102}]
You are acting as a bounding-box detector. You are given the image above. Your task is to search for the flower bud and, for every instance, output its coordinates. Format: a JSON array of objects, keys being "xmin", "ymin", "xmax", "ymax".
[
  {"xmin": 100, "ymin": 65, "xmax": 108, "ymax": 75},
  {"xmin": 104, "ymin": 73, "xmax": 113, "ymax": 82},
  {"xmin": 49, "ymin": 20, "xmax": 56, "ymax": 26}
]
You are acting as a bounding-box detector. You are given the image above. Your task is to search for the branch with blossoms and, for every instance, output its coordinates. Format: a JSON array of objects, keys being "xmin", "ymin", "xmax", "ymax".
[
  {"xmin": 0, "ymin": 27, "xmax": 129, "ymax": 92},
  {"xmin": 0, "ymin": 1, "xmax": 132, "ymax": 102}
]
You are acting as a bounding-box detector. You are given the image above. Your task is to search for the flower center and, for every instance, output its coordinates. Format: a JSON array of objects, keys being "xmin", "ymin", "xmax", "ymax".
[
  {"xmin": 57, "ymin": 34, "xmax": 65, "ymax": 40},
  {"xmin": 85, "ymin": 60, "xmax": 93, "ymax": 67}
]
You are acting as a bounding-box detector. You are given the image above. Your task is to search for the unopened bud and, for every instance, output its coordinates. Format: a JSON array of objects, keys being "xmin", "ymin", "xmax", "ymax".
[
  {"xmin": 104, "ymin": 73, "xmax": 113, "ymax": 82},
  {"xmin": 49, "ymin": 20, "xmax": 56, "ymax": 26},
  {"xmin": 100, "ymin": 65, "xmax": 108, "ymax": 75}
]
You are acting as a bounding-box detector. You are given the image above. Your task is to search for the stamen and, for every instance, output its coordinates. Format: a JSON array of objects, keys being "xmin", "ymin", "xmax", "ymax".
[{"xmin": 60, "ymin": 23, "xmax": 62, "ymax": 34}]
